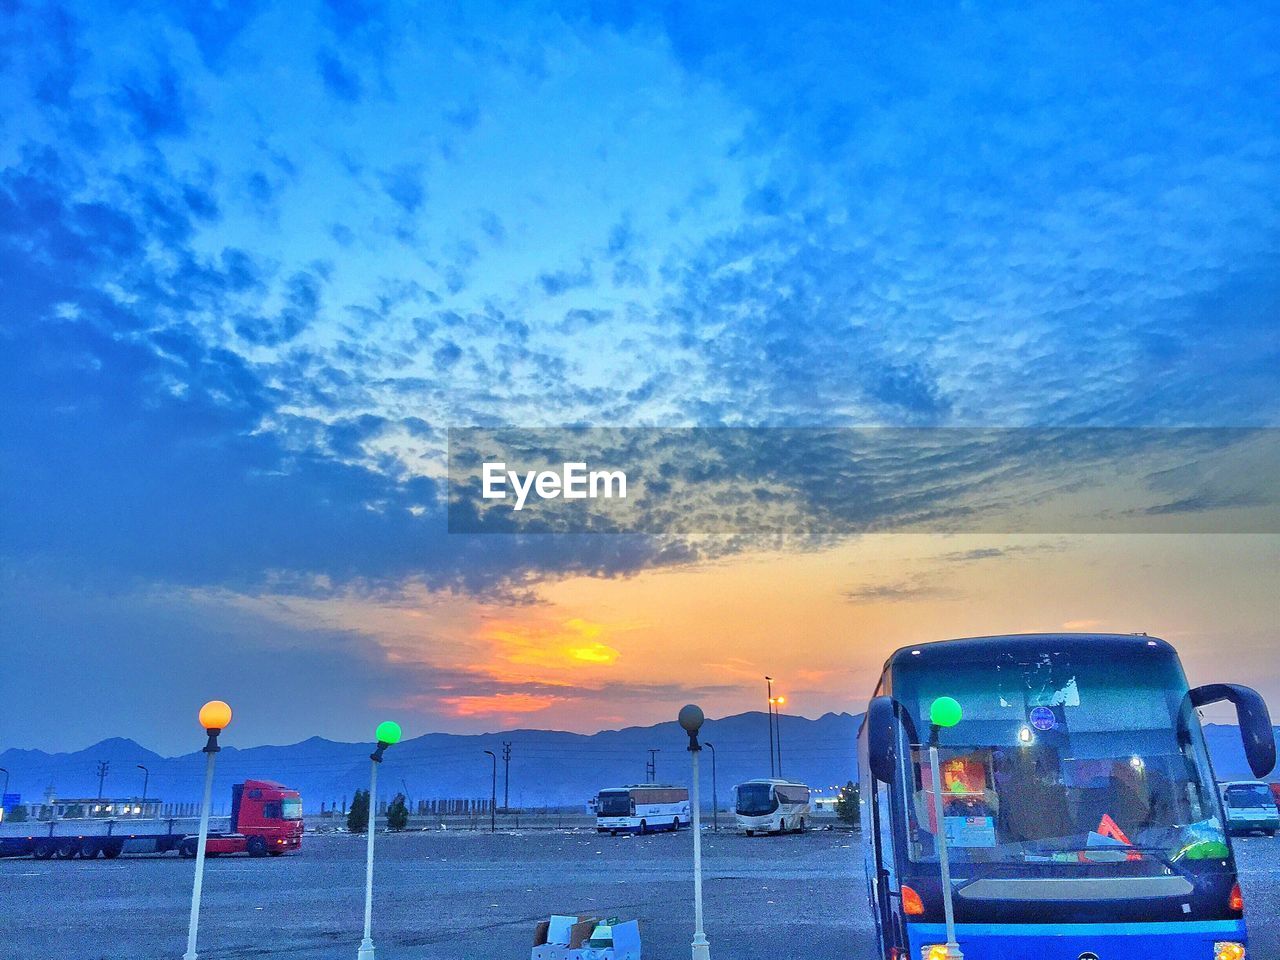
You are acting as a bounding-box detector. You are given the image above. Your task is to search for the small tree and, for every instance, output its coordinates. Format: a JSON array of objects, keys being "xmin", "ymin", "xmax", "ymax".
[
  {"xmin": 835, "ymin": 780, "xmax": 860, "ymax": 826},
  {"xmin": 386, "ymin": 792, "xmax": 409, "ymax": 831},
  {"xmin": 347, "ymin": 788, "xmax": 370, "ymax": 833}
]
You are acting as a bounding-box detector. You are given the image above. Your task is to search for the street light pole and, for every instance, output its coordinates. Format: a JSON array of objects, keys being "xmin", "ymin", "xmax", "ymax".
[
  {"xmin": 358, "ymin": 721, "xmax": 402, "ymax": 960},
  {"xmin": 765, "ymin": 677, "xmax": 775, "ymax": 778},
  {"xmin": 703, "ymin": 742, "xmax": 718, "ymax": 832},
  {"xmin": 0, "ymin": 767, "xmax": 8, "ymax": 823},
  {"xmin": 484, "ymin": 750, "xmax": 497, "ymax": 833},
  {"xmin": 184, "ymin": 700, "xmax": 232, "ymax": 960},
  {"xmin": 768, "ymin": 701, "xmax": 778, "ymax": 783},
  {"xmin": 138, "ymin": 764, "xmax": 150, "ymax": 805},
  {"xmin": 927, "ymin": 697, "xmax": 964, "ymax": 960},
  {"xmin": 678, "ymin": 705, "xmax": 711, "ymax": 960}
]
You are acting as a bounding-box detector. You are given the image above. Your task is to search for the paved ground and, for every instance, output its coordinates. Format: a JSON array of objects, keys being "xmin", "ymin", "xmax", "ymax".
[{"xmin": 2, "ymin": 829, "xmax": 1277, "ymax": 958}]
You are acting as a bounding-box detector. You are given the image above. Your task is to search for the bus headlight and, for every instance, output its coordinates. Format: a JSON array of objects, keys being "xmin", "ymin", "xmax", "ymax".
[{"xmin": 1214, "ymin": 943, "xmax": 1245, "ymax": 960}]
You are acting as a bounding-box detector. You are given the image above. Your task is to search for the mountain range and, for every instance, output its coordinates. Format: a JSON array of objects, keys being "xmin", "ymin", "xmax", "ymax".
[{"xmin": 1, "ymin": 713, "xmax": 1275, "ymax": 812}]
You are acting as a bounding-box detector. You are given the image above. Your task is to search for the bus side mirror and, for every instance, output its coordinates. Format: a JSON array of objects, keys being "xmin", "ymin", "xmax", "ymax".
[
  {"xmin": 867, "ymin": 695, "xmax": 898, "ymax": 784},
  {"xmin": 1189, "ymin": 683, "xmax": 1276, "ymax": 779}
]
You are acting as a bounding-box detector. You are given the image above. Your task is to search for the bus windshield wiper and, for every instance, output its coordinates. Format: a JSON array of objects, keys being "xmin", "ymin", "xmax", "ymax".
[{"xmin": 1079, "ymin": 844, "xmax": 1195, "ymax": 880}]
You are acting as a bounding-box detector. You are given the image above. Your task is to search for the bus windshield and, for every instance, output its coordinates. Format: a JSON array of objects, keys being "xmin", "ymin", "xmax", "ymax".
[
  {"xmin": 598, "ymin": 791, "xmax": 632, "ymax": 816},
  {"xmin": 736, "ymin": 783, "xmax": 777, "ymax": 816},
  {"xmin": 892, "ymin": 648, "xmax": 1228, "ymax": 873}
]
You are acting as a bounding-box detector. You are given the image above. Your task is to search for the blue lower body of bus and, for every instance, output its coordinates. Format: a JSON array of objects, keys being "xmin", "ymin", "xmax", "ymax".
[{"xmin": 907, "ymin": 919, "xmax": 1247, "ymax": 959}]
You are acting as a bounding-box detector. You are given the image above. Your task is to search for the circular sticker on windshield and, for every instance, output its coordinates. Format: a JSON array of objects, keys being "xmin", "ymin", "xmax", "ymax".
[{"xmin": 1030, "ymin": 706, "xmax": 1057, "ymax": 731}]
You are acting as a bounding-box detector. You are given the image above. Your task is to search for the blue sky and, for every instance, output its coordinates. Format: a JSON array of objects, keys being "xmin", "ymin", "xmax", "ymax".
[{"xmin": 2, "ymin": 0, "xmax": 1278, "ymax": 753}]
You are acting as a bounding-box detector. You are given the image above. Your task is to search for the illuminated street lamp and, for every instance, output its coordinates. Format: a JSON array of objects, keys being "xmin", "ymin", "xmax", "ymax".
[
  {"xmin": 678, "ymin": 704, "xmax": 711, "ymax": 960},
  {"xmin": 357, "ymin": 720, "xmax": 402, "ymax": 960},
  {"xmin": 770, "ymin": 696, "xmax": 787, "ymax": 777},
  {"xmin": 927, "ymin": 697, "xmax": 964, "ymax": 960},
  {"xmin": 764, "ymin": 677, "xmax": 775, "ymax": 777},
  {"xmin": 184, "ymin": 700, "xmax": 232, "ymax": 960}
]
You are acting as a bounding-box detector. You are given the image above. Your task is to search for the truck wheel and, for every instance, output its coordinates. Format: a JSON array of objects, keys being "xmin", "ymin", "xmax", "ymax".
[
  {"xmin": 102, "ymin": 842, "xmax": 123, "ymax": 859},
  {"xmin": 32, "ymin": 841, "xmax": 55, "ymax": 860},
  {"xmin": 178, "ymin": 838, "xmax": 198, "ymax": 858},
  {"xmin": 54, "ymin": 843, "xmax": 78, "ymax": 859},
  {"xmin": 79, "ymin": 840, "xmax": 100, "ymax": 859},
  {"xmin": 247, "ymin": 836, "xmax": 268, "ymax": 857}
]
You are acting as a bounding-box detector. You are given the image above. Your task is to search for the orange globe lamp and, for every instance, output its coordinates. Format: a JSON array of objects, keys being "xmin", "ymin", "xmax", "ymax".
[{"xmin": 199, "ymin": 700, "xmax": 233, "ymax": 731}]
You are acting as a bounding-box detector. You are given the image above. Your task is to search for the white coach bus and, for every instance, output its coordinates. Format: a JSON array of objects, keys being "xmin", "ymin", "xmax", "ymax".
[
  {"xmin": 595, "ymin": 784, "xmax": 690, "ymax": 835},
  {"xmin": 734, "ymin": 779, "xmax": 812, "ymax": 835}
]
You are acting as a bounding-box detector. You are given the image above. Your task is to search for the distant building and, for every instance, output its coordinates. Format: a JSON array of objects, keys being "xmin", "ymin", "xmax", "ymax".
[{"xmin": 27, "ymin": 797, "xmax": 165, "ymax": 820}]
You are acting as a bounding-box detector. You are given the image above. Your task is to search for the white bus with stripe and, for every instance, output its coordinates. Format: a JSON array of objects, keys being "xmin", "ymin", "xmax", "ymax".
[{"xmin": 595, "ymin": 785, "xmax": 690, "ymax": 835}]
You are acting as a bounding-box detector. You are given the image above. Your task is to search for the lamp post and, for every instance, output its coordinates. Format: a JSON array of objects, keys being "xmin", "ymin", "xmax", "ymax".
[
  {"xmin": 184, "ymin": 700, "xmax": 232, "ymax": 960},
  {"xmin": 358, "ymin": 720, "xmax": 402, "ymax": 960},
  {"xmin": 678, "ymin": 705, "xmax": 711, "ymax": 960},
  {"xmin": 927, "ymin": 697, "xmax": 964, "ymax": 960},
  {"xmin": 0, "ymin": 767, "xmax": 8, "ymax": 823},
  {"xmin": 703, "ymin": 742, "xmax": 718, "ymax": 832},
  {"xmin": 764, "ymin": 677, "xmax": 775, "ymax": 777},
  {"xmin": 138, "ymin": 764, "xmax": 150, "ymax": 805},
  {"xmin": 483, "ymin": 750, "xmax": 497, "ymax": 833},
  {"xmin": 771, "ymin": 696, "xmax": 786, "ymax": 777}
]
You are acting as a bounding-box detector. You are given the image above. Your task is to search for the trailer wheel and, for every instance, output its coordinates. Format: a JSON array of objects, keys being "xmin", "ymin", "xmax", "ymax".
[
  {"xmin": 79, "ymin": 840, "xmax": 100, "ymax": 859},
  {"xmin": 247, "ymin": 836, "xmax": 268, "ymax": 857},
  {"xmin": 54, "ymin": 842, "xmax": 78, "ymax": 859},
  {"xmin": 178, "ymin": 838, "xmax": 198, "ymax": 858},
  {"xmin": 102, "ymin": 842, "xmax": 123, "ymax": 859},
  {"xmin": 32, "ymin": 841, "xmax": 55, "ymax": 860}
]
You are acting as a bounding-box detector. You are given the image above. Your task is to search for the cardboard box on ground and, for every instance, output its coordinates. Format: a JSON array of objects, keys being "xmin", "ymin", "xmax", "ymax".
[{"xmin": 532, "ymin": 914, "xmax": 642, "ymax": 960}]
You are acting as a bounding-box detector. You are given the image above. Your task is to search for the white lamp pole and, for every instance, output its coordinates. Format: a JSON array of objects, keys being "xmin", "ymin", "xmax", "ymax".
[
  {"xmin": 927, "ymin": 698, "xmax": 964, "ymax": 960},
  {"xmin": 679, "ymin": 704, "xmax": 711, "ymax": 960},
  {"xmin": 184, "ymin": 700, "xmax": 232, "ymax": 960},
  {"xmin": 358, "ymin": 721, "xmax": 402, "ymax": 960}
]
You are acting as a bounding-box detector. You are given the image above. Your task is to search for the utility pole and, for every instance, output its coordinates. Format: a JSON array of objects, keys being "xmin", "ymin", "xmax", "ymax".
[
  {"xmin": 96, "ymin": 760, "xmax": 109, "ymax": 799},
  {"xmin": 646, "ymin": 749, "xmax": 660, "ymax": 783},
  {"xmin": 502, "ymin": 742, "xmax": 512, "ymax": 812}
]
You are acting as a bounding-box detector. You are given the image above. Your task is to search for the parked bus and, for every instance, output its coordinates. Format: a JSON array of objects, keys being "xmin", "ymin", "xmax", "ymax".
[
  {"xmin": 594, "ymin": 785, "xmax": 689, "ymax": 835},
  {"xmin": 1220, "ymin": 781, "xmax": 1280, "ymax": 837},
  {"xmin": 858, "ymin": 633, "xmax": 1274, "ymax": 960},
  {"xmin": 734, "ymin": 779, "xmax": 812, "ymax": 835}
]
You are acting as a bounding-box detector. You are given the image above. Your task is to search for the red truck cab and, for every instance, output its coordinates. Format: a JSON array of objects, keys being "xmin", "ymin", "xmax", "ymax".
[{"xmin": 187, "ymin": 779, "xmax": 304, "ymax": 857}]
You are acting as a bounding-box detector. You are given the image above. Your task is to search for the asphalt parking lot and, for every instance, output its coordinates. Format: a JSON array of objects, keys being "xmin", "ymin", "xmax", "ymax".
[{"xmin": 2, "ymin": 829, "xmax": 1278, "ymax": 959}]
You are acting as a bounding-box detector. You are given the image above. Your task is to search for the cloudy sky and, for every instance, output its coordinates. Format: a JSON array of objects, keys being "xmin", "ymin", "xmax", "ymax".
[{"xmin": 2, "ymin": 0, "xmax": 1278, "ymax": 753}]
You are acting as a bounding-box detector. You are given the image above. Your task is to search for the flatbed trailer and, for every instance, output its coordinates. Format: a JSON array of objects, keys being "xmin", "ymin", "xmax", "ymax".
[{"xmin": 0, "ymin": 779, "xmax": 303, "ymax": 859}]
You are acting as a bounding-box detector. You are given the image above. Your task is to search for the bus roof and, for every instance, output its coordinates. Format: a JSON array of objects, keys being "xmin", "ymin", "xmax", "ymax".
[
  {"xmin": 880, "ymin": 632, "xmax": 1175, "ymax": 676},
  {"xmin": 735, "ymin": 778, "xmax": 809, "ymax": 787},
  {"xmin": 598, "ymin": 784, "xmax": 685, "ymax": 791}
]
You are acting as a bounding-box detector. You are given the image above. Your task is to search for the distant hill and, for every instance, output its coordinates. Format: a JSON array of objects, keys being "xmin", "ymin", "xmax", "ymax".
[{"xmin": 1, "ymin": 714, "xmax": 1275, "ymax": 812}]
